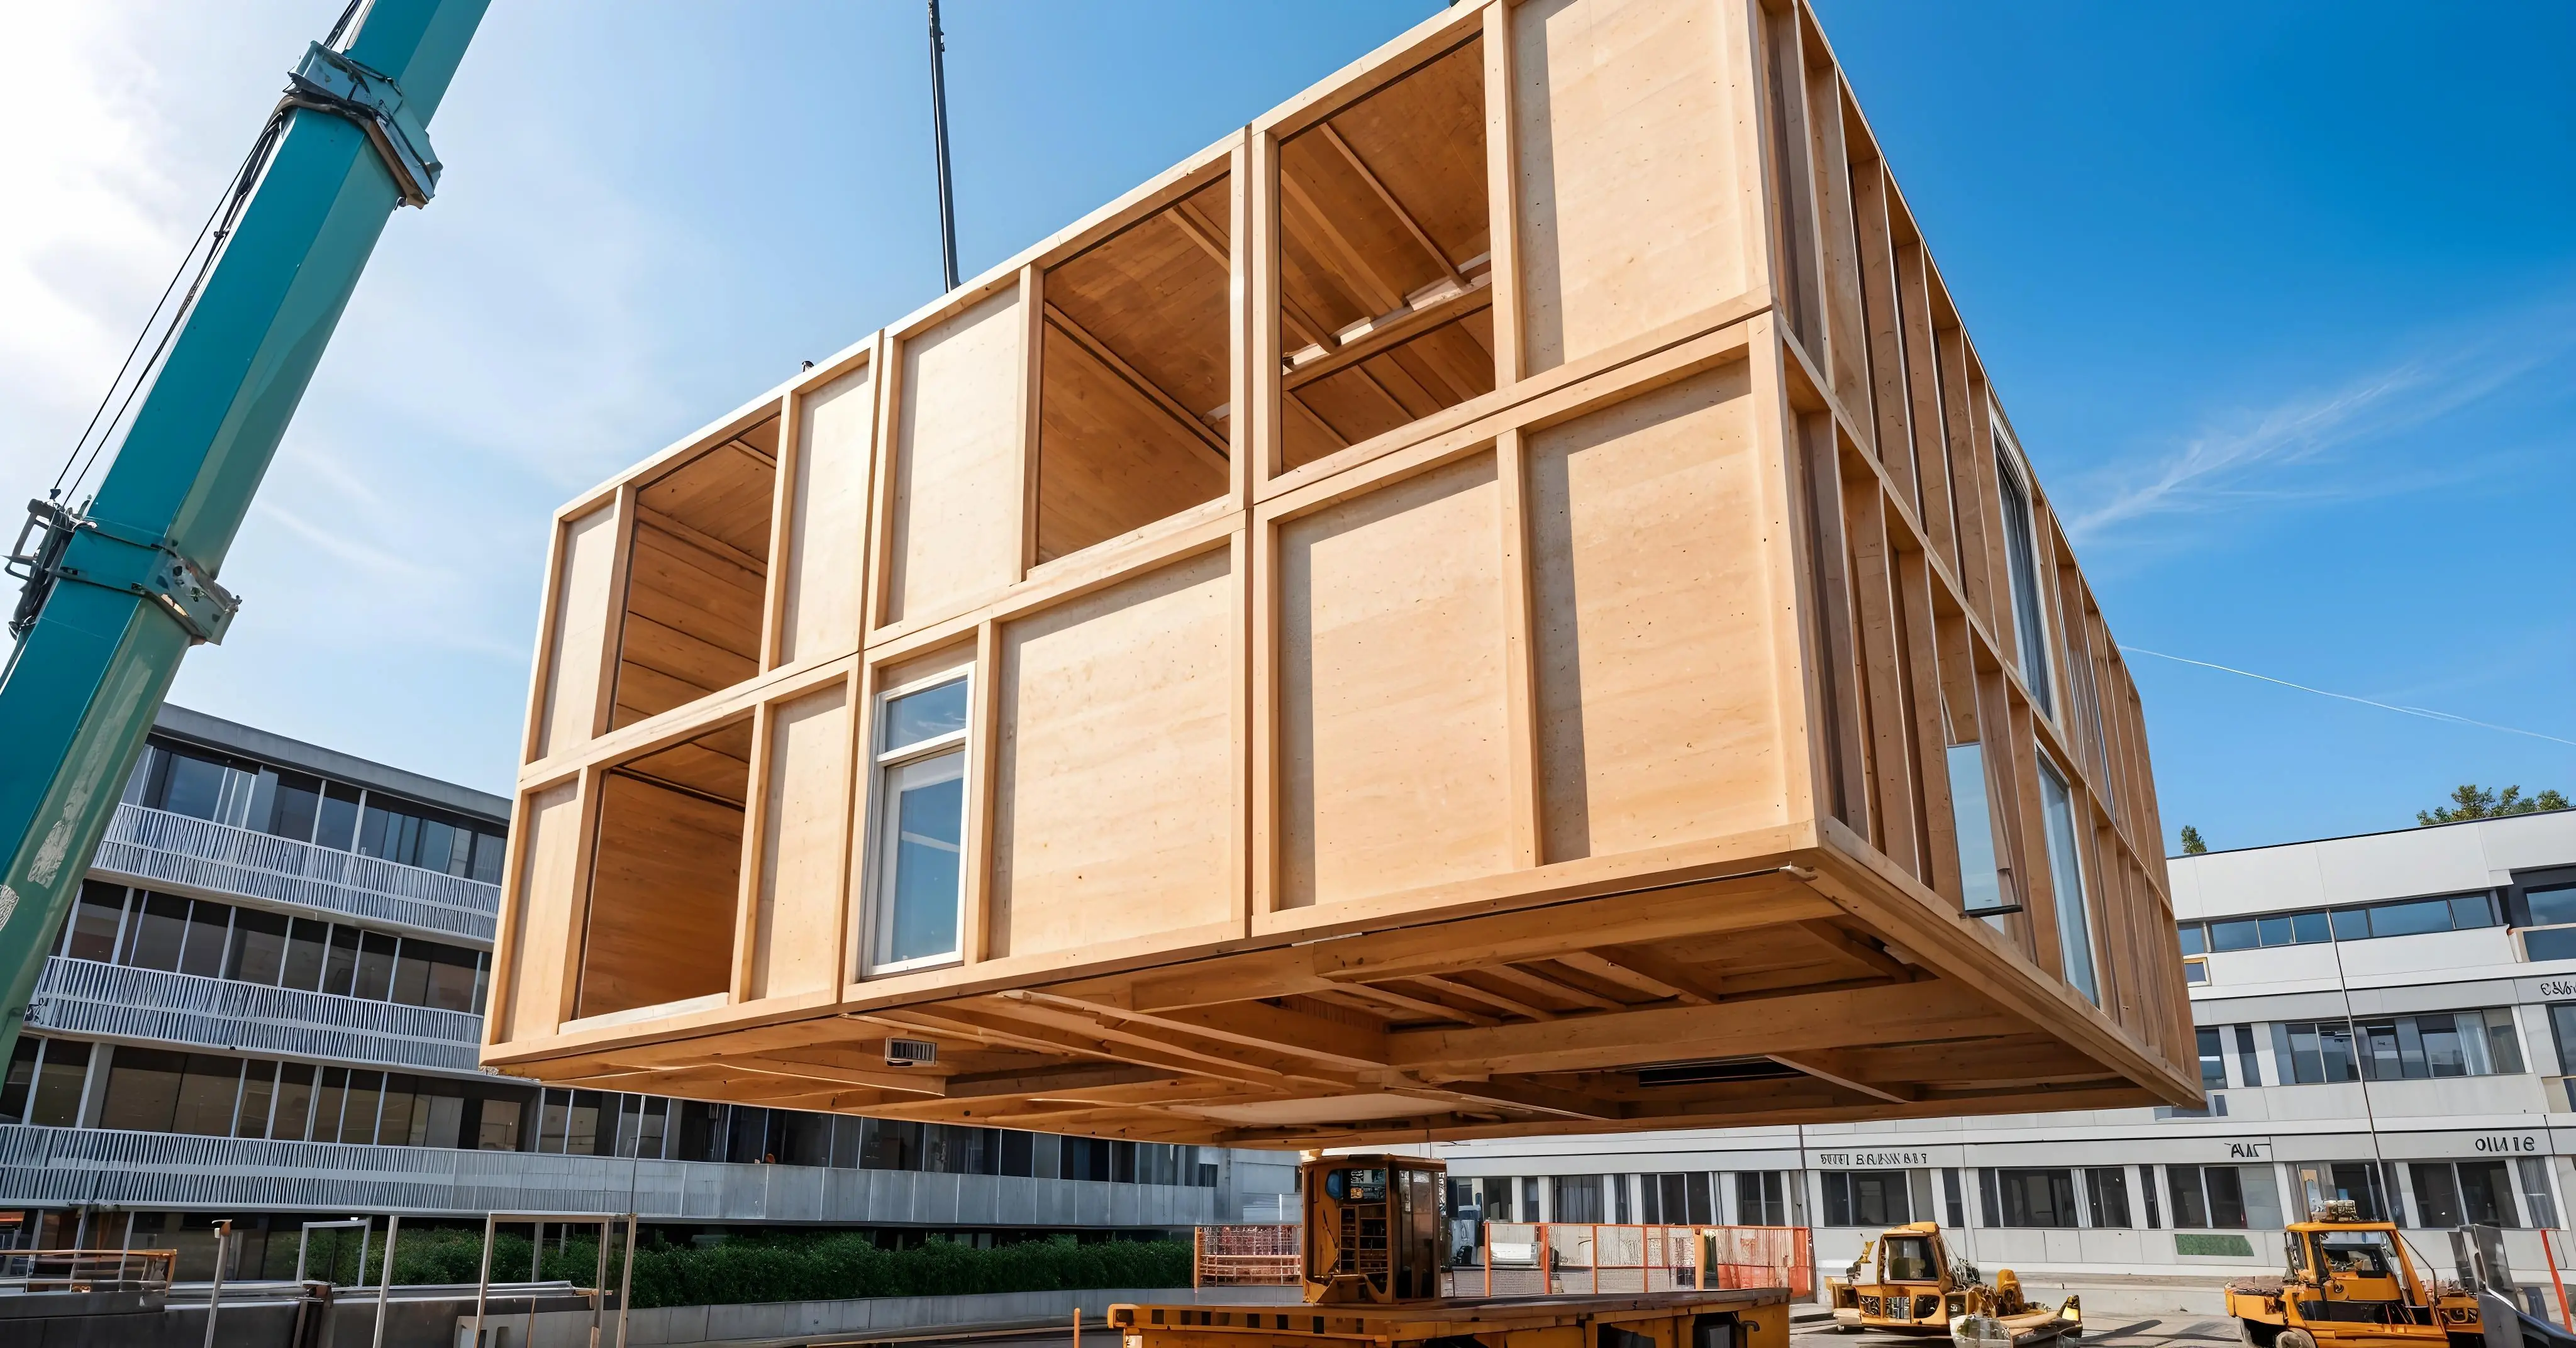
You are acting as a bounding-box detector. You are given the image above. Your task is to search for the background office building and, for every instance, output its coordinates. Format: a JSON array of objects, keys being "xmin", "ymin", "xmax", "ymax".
[
  {"xmin": 1428, "ymin": 809, "xmax": 2576, "ymax": 1296},
  {"xmin": 0, "ymin": 707, "xmax": 1295, "ymax": 1276}
]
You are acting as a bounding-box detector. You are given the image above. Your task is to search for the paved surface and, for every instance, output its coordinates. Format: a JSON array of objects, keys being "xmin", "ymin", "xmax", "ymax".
[{"xmin": 1792, "ymin": 1317, "xmax": 2245, "ymax": 1347}]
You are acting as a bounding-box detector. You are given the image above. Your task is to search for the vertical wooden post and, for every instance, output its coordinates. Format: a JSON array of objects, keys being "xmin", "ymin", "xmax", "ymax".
[{"xmin": 1482, "ymin": 0, "xmax": 1521, "ymax": 389}]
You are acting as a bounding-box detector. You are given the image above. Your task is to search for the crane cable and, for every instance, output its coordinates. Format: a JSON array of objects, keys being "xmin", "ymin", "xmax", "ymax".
[{"xmin": 38, "ymin": 0, "xmax": 364, "ymax": 512}]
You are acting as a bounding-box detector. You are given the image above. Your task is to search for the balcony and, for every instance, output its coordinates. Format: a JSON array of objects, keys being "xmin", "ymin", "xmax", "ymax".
[
  {"xmin": 27, "ymin": 957, "xmax": 482, "ymax": 1076},
  {"xmin": 0, "ymin": 1126, "xmax": 1223, "ymax": 1226},
  {"xmin": 92, "ymin": 803, "xmax": 499, "ymax": 943}
]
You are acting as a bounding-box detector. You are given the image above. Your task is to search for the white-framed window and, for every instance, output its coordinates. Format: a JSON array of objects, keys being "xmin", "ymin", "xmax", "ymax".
[
  {"xmin": 2036, "ymin": 752, "xmax": 2099, "ymax": 1004},
  {"xmin": 865, "ymin": 671, "xmax": 972, "ymax": 973}
]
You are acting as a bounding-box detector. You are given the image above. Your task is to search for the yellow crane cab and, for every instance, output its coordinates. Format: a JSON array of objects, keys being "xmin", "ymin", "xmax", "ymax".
[
  {"xmin": 1825, "ymin": 1222, "xmax": 2077, "ymax": 1342},
  {"xmin": 2224, "ymin": 1209, "xmax": 2482, "ymax": 1348}
]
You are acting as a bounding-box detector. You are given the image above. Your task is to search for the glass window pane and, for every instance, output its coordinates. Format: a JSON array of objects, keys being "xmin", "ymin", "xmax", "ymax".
[
  {"xmin": 2209, "ymin": 919, "xmax": 2262, "ymax": 952},
  {"xmin": 2330, "ymin": 907, "xmax": 2371, "ymax": 941},
  {"xmin": 2487, "ymin": 1008, "xmax": 2526, "ymax": 1075},
  {"xmin": 322, "ymin": 927, "xmax": 360, "ymax": 997},
  {"xmin": 876, "ymin": 751, "xmax": 965, "ymax": 966},
  {"xmin": 272, "ymin": 1063, "xmax": 315, "ymax": 1141},
  {"xmin": 2037, "ymin": 760, "xmax": 2097, "ymax": 1002},
  {"xmin": 882, "ymin": 679, "xmax": 969, "ymax": 753},
  {"xmin": 2422, "ymin": 1016, "xmax": 2467, "ymax": 1077},
  {"xmin": 100, "ymin": 1046, "xmax": 189, "ymax": 1132},
  {"xmin": 470, "ymin": 832, "xmax": 507, "ymax": 885},
  {"xmin": 265, "ymin": 772, "xmax": 322, "ymax": 842},
  {"xmin": 125, "ymin": 893, "xmax": 190, "ymax": 971},
  {"xmin": 2319, "ymin": 1023, "xmax": 2360, "ymax": 1082},
  {"xmin": 2197, "ymin": 1027, "xmax": 2227, "ymax": 1090},
  {"xmin": 281, "ymin": 918, "xmax": 329, "ymax": 990},
  {"xmin": 1947, "ymin": 744, "xmax": 2007, "ymax": 912},
  {"xmin": 380, "ymin": 1075, "xmax": 419, "ymax": 1146},
  {"xmin": 2450, "ymin": 894, "xmax": 2496, "ymax": 929},
  {"xmin": 31, "ymin": 1041, "xmax": 89, "ymax": 1128},
  {"xmin": 412, "ymin": 942, "xmax": 479, "ymax": 1012},
  {"xmin": 65, "ymin": 882, "xmax": 128, "ymax": 962},
  {"xmin": 353, "ymin": 932, "xmax": 397, "ymax": 1001},
  {"xmin": 0, "ymin": 1039, "xmax": 34, "ymax": 1124},
  {"xmin": 311, "ymin": 1068, "xmax": 348, "ymax": 1144},
  {"xmin": 225, "ymin": 910, "xmax": 289, "ymax": 985},
  {"xmin": 316, "ymin": 783, "xmax": 361, "ymax": 851},
  {"xmin": 235, "ymin": 1063, "xmax": 275, "ymax": 1139},
  {"xmin": 177, "ymin": 901, "xmax": 230, "ymax": 978},
  {"xmin": 637, "ymin": 1097, "xmax": 668, "ymax": 1159},
  {"xmin": 2176, "ymin": 924, "xmax": 2206, "ymax": 956},
  {"xmin": 2167, "ymin": 1166, "xmax": 2209, "ymax": 1229},
  {"xmin": 2257, "ymin": 915, "xmax": 2293, "ymax": 947},
  {"xmin": 157, "ymin": 751, "xmax": 233, "ymax": 820},
  {"xmin": 341, "ymin": 1070, "xmax": 382, "ymax": 1145},
  {"xmin": 172, "ymin": 1054, "xmax": 241, "ymax": 1136},
  {"xmin": 2184, "ymin": 960, "xmax": 2207, "ymax": 985},
  {"xmin": 2292, "ymin": 910, "xmax": 2333, "ymax": 944},
  {"xmin": 2370, "ymin": 898, "xmax": 2450, "ymax": 937},
  {"xmin": 2528, "ymin": 885, "xmax": 2576, "ymax": 928},
  {"xmin": 1994, "ymin": 454, "xmax": 2052, "ymax": 715}
]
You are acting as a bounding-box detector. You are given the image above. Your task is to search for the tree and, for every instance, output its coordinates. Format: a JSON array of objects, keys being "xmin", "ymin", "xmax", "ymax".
[
  {"xmin": 2418, "ymin": 783, "xmax": 2572, "ymax": 826},
  {"xmin": 2178, "ymin": 826, "xmax": 2209, "ymax": 855}
]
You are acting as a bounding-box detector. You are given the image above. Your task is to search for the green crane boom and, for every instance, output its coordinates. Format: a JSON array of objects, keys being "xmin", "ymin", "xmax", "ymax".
[{"xmin": 0, "ymin": 0, "xmax": 489, "ymax": 1067}]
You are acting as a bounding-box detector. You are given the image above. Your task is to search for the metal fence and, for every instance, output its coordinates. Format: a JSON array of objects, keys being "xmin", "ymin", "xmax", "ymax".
[
  {"xmin": 1476, "ymin": 1223, "xmax": 1812, "ymax": 1298},
  {"xmin": 1194, "ymin": 1224, "xmax": 1300, "ymax": 1286},
  {"xmin": 94, "ymin": 803, "xmax": 499, "ymax": 942},
  {"xmin": 0, "ymin": 1125, "xmax": 1224, "ymax": 1227},
  {"xmin": 0, "ymin": 1247, "xmax": 175, "ymax": 1294},
  {"xmin": 28, "ymin": 956, "xmax": 483, "ymax": 1074}
]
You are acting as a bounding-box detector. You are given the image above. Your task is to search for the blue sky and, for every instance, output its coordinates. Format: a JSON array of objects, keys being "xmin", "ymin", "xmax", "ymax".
[{"xmin": 1, "ymin": 1, "xmax": 2567, "ymax": 852}]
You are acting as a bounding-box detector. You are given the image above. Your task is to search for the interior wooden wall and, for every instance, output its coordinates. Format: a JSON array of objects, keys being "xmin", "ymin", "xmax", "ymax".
[{"xmin": 494, "ymin": 0, "xmax": 2187, "ymax": 1112}]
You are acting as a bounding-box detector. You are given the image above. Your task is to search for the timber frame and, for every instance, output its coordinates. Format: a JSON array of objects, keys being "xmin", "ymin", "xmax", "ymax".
[{"xmin": 488, "ymin": 0, "xmax": 2197, "ymax": 1148}]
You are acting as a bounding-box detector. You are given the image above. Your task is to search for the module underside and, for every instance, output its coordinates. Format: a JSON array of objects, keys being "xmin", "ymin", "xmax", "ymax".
[{"xmin": 503, "ymin": 833, "xmax": 2175, "ymax": 1147}]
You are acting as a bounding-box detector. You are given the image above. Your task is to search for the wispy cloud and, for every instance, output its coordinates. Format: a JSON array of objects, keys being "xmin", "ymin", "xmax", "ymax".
[{"xmin": 2062, "ymin": 302, "xmax": 2576, "ymax": 544}]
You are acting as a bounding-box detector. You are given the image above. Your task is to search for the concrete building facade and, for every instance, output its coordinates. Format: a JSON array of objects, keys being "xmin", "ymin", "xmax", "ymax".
[
  {"xmin": 0, "ymin": 707, "xmax": 1294, "ymax": 1278},
  {"xmin": 1426, "ymin": 810, "xmax": 2576, "ymax": 1301}
]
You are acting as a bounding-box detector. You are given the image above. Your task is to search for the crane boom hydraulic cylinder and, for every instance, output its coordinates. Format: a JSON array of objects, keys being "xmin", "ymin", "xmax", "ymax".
[{"xmin": 0, "ymin": 0, "xmax": 489, "ymax": 1068}]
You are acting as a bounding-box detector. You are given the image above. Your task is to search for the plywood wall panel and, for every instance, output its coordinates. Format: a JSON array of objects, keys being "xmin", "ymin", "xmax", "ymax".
[
  {"xmin": 499, "ymin": 780, "xmax": 582, "ymax": 1042},
  {"xmin": 579, "ymin": 773, "xmax": 742, "ymax": 1019},
  {"xmin": 535, "ymin": 505, "xmax": 618, "ymax": 759},
  {"xmin": 886, "ymin": 291, "xmax": 1026, "ymax": 626},
  {"xmin": 780, "ymin": 367, "xmax": 874, "ymax": 664},
  {"xmin": 991, "ymin": 550, "xmax": 1238, "ymax": 956},
  {"xmin": 1279, "ymin": 455, "xmax": 1514, "ymax": 909},
  {"xmin": 750, "ymin": 685, "xmax": 852, "ymax": 1000},
  {"xmin": 1530, "ymin": 362, "xmax": 1783, "ymax": 861},
  {"xmin": 1514, "ymin": 0, "xmax": 1746, "ymax": 374}
]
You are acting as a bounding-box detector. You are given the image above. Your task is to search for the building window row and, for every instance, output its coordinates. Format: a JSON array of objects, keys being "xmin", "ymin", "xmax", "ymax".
[
  {"xmin": 2194, "ymin": 1011, "xmax": 2524, "ymax": 1088},
  {"xmin": 4, "ymin": 1039, "xmax": 1215, "ymax": 1189},
  {"xmin": 533, "ymin": 1088, "xmax": 1214, "ymax": 1185},
  {"xmin": 1456, "ymin": 1172, "xmax": 1794, "ymax": 1227},
  {"xmin": 2179, "ymin": 892, "xmax": 2499, "ymax": 957},
  {"xmin": 58, "ymin": 881, "xmax": 489, "ymax": 1015},
  {"xmin": 1813, "ymin": 1159, "xmax": 2560, "ymax": 1234},
  {"xmin": 128, "ymin": 738, "xmax": 508, "ymax": 885},
  {"xmin": 1, "ymin": 1039, "xmax": 528, "ymax": 1147}
]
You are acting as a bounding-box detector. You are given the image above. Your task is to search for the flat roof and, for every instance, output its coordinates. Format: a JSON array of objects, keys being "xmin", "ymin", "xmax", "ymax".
[{"xmin": 153, "ymin": 703, "xmax": 511, "ymax": 826}]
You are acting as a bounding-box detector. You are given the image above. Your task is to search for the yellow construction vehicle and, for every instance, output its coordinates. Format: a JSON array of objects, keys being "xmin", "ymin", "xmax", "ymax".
[
  {"xmin": 1823, "ymin": 1222, "xmax": 2079, "ymax": 1342},
  {"xmin": 2224, "ymin": 1207, "xmax": 2481, "ymax": 1348},
  {"xmin": 1108, "ymin": 1155, "xmax": 1790, "ymax": 1348}
]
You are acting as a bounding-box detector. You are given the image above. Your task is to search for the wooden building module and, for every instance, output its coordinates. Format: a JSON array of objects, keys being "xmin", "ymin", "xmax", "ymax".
[{"xmin": 490, "ymin": 0, "xmax": 2196, "ymax": 1147}]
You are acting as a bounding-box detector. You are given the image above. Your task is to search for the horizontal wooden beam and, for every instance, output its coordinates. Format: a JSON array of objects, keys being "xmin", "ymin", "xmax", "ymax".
[{"xmin": 1387, "ymin": 979, "xmax": 2017, "ymax": 1076}]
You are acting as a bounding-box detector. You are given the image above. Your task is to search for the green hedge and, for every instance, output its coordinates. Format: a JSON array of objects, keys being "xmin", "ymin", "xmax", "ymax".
[{"xmin": 304, "ymin": 1230, "xmax": 1191, "ymax": 1311}]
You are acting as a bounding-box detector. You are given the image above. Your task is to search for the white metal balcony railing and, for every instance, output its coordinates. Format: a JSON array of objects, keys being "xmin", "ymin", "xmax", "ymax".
[
  {"xmin": 0, "ymin": 1126, "xmax": 1224, "ymax": 1227},
  {"xmin": 92, "ymin": 802, "xmax": 499, "ymax": 942},
  {"xmin": 28, "ymin": 957, "xmax": 482, "ymax": 1075}
]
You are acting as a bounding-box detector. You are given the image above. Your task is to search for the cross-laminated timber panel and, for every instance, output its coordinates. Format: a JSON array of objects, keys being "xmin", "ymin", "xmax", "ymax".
[{"xmin": 489, "ymin": 0, "xmax": 2196, "ymax": 1147}]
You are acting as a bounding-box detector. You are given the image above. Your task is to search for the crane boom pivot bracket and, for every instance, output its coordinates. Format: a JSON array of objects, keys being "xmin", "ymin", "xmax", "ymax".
[
  {"xmin": 283, "ymin": 41, "xmax": 443, "ymax": 207},
  {"xmin": 8, "ymin": 502, "xmax": 240, "ymax": 646}
]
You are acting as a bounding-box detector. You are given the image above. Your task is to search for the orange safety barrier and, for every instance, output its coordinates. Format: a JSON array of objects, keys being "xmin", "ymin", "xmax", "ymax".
[
  {"xmin": 1477, "ymin": 1223, "xmax": 1812, "ymax": 1299},
  {"xmin": 1194, "ymin": 1224, "xmax": 1302, "ymax": 1287}
]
